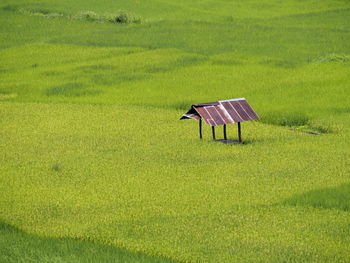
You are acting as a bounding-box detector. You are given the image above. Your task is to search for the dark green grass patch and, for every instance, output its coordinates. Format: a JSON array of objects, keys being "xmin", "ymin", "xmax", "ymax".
[
  {"xmin": 16, "ymin": 7, "xmax": 144, "ymax": 25},
  {"xmin": 77, "ymin": 64, "xmax": 119, "ymax": 72},
  {"xmin": 259, "ymin": 112, "xmax": 324, "ymax": 134},
  {"xmin": 260, "ymin": 111, "xmax": 310, "ymax": 127},
  {"xmin": 170, "ymin": 101, "xmax": 194, "ymax": 111},
  {"xmin": 40, "ymin": 70, "xmax": 63, "ymax": 77},
  {"xmin": 0, "ymin": 221, "xmax": 177, "ymax": 263},
  {"xmin": 281, "ymin": 184, "xmax": 350, "ymax": 211},
  {"xmin": 312, "ymin": 53, "xmax": 350, "ymax": 63},
  {"xmin": 1, "ymin": 4, "xmax": 18, "ymax": 12},
  {"xmin": 259, "ymin": 112, "xmax": 341, "ymax": 134},
  {"xmin": 45, "ymin": 83, "xmax": 100, "ymax": 97}
]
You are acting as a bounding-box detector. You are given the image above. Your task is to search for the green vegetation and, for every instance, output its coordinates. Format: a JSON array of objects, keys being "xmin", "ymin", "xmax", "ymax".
[
  {"xmin": 282, "ymin": 183, "xmax": 350, "ymax": 211},
  {"xmin": 0, "ymin": 222, "xmax": 176, "ymax": 263},
  {"xmin": 17, "ymin": 8, "xmax": 143, "ymax": 25},
  {"xmin": 0, "ymin": 0, "xmax": 349, "ymax": 262}
]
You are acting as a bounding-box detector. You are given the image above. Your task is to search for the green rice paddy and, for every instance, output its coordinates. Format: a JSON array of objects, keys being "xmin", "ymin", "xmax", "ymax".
[{"xmin": 0, "ymin": 0, "xmax": 349, "ymax": 262}]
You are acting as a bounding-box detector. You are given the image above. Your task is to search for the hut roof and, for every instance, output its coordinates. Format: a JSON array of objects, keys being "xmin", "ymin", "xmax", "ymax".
[{"xmin": 180, "ymin": 98, "xmax": 259, "ymax": 126}]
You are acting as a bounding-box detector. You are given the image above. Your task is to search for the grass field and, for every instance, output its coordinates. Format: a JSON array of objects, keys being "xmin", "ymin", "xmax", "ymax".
[{"xmin": 0, "ymin": 0, "xmax": 350, "ymax": 262}]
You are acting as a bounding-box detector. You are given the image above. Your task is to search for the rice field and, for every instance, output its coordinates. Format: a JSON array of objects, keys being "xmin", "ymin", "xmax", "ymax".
[{"xmin": 0, "ymin": 0, "xmax": 349, "ymax": 262}]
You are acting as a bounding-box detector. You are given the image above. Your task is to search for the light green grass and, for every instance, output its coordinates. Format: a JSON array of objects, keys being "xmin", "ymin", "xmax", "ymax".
[
  {"xmin": 0, "ymin": 0, "xmax": 349, "ymax": 262},
  {"xmin": 1, "ymin": 102, "xmax": 349, "ymax": 262}
]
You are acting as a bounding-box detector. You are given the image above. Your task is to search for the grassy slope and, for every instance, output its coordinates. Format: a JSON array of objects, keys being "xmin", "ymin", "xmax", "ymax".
[{"xmin": 0, "ymin": 0, "xmax": 350, "ymax": 262}]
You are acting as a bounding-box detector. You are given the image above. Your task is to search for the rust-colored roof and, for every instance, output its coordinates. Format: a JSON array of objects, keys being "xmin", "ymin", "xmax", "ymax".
[{"xmin": 180, "ymin": 98, "xmax": 259, "ymax": 126}]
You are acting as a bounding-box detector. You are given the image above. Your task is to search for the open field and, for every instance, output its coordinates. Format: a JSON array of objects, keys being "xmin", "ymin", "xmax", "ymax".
[{"xmin": 0, "ymin": 0, "xmax": 350, "ymax": 262}]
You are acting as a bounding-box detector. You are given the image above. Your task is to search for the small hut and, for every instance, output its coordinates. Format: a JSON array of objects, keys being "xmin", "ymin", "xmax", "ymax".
[{"xmin": 180, "ymin": 98, "xmax": 259, "ymax": 144}]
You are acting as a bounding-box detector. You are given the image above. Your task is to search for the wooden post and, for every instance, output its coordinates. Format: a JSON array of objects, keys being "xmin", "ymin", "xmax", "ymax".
[
  {"xmin": 238, "ymin": 122, "xmax": 242, "ymax": 143},
  {"xmin": 199, "ymin": 119, "xmax": 202, "ymax": 139},
  {"xmin": 212, "ymin": 126, "xmax": 216, "ymax": 140},
  {"xmin": 223, "ymin": 124, "xmax": 227, "ymax": 140}
]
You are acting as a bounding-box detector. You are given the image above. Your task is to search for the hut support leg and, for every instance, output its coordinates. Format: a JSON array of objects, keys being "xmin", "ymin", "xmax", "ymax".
[
  {"xmin": 238, "ymin": 122, "xmax": 242, "ymax": 143},
  {"xmin": 223, "ymin": 124, "xmax": 227, "ymax": 140},
  {"xmin": 199, "ymin": 119, "xmax": 202, "ymax": 139},
  {"xmin": 212, "ymin": 126, "xmax": 216, "ymax": 140}
]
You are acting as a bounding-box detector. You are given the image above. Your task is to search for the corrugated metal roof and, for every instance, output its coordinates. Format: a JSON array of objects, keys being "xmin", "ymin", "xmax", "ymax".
[{"xmin": 180, "ymin": 98, "xmax": 259, "ymax": 126}]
